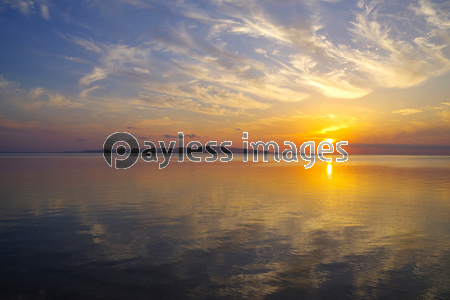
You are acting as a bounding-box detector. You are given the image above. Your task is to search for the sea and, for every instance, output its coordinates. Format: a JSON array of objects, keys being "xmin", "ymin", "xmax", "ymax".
[{"xmin": 0, "ymin": 154, "xmax": 449, "ymax": 299}]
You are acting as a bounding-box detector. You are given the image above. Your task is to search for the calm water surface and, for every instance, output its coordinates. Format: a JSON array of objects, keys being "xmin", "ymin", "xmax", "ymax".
[{"xmin": 0, "ymin": 155, "xmax": 449, "ymax": 299}]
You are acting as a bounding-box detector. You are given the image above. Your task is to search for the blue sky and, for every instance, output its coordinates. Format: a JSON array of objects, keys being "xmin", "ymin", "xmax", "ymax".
[{"xmin": 0, "ymin": 0, "xmax": 450, "ymax": 152}]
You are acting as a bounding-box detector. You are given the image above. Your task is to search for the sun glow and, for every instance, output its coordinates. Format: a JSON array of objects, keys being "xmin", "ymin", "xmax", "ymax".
[
  {"xmin": 327, "ymin": 162, "xmax": 332, "ymax": 179},
  {"xmin": 325, "ymin": 138, "xmax": 334, "ymax": 143}
]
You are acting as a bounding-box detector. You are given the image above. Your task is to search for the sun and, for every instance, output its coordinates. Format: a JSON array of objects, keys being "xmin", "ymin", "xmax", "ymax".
[{"xmin": 324, "ymin": 138, "xmax": 334, "ymax": 143}]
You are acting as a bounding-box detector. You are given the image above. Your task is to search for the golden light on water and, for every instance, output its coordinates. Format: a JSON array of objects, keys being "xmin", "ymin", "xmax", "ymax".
[{"xmin": 327, "ymin": 162, "xmax": 332, "ymax": 179}]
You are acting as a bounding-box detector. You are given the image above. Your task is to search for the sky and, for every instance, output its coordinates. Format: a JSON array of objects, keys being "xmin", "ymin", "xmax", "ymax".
[{"xmin": 0, "ymin": 0, "xmax": 449, "ymax": 153}]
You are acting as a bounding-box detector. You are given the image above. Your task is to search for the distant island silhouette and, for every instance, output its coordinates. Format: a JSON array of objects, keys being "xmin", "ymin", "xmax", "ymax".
[{"xmin": 63, "ymin": 146, "xmax": 272, "ymax": 154}]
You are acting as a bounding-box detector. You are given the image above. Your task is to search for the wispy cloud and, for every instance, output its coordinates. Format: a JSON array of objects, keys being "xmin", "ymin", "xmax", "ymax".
[
  {"xmin": 62, "ymin": 34, "xmax": 104, "ymax": 54},
  {"xmin": 1, "ymin": 1, "xmax": 51, "ymax": 20},
  {"xmin": 133, "ymin": 93, "xmax": 242, "ymax": 115},
  {"xmin": 2, "ymin": 0, "xmax": 34, "ymax": 16},
  {"xmin": 411, "ymin": 0, "xmax": 450, "ymax": 30},
  {"xmin": 40, "ymin": 4, "xmax": 49, "ymax": 20},
  {"xmin": 1, "ymin": 0, "xmax": 450, "ymax": 151},
  {"xmin": 58, "ymin": 0, "xmax": 450, "ymax": 116},
  {"xmin": 79, "ymin": 68, "xmax": 108, "ymax": 86},
  {"xmin": 393, "ymin": 108, "xmax": 423, "ymax": 116},
  {"xmin": 133, "ymin": 117, "xmax": 180, "ymax": 128},
  {"xmin": 1, "ymin": 77, "xmax": 82, "ymax": 110},
  {"xmin": 162, "ymin": 1, "xmax": 448, "ymax": 99},
  {"xmin": 79, "ymin": 85, "xmax": 102, "ymax": 98},
  {"xmin": 0, "ymin": 77, "xmax": 84, "ymax": 132}
]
